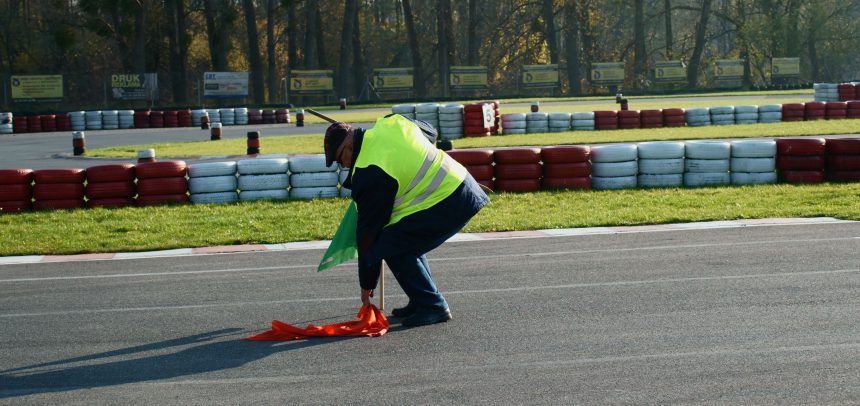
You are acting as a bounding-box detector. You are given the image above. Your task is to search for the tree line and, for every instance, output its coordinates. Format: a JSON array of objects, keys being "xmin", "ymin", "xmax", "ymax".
[{"xmin": 1, "ymin": 0, "xmax": 858, "ymax": 109}]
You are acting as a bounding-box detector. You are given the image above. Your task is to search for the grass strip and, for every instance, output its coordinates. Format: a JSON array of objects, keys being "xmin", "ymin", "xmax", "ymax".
[
  {"xmin": 89, "ymin": 119, "xmax": 860, "ymax": 158},
  {"xmin": 2, "ymin": 182, "xmax": 859, "ymax": 257}
]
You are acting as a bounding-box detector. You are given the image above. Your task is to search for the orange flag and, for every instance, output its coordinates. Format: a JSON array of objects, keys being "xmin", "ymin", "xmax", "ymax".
[{"xmin": 246, "ymin": 304, "xmax": 389, "ymax": 340}]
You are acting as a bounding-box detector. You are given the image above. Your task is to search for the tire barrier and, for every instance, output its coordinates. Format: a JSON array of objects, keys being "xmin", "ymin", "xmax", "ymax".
[
  {"xmin": 482, "ymin": 100, "xmax": 501, "ymax": 135},
  {"xmin": 548, "ymin": 112, "xmax": 571, "ymax": 132},
  {"xmin": 734, "ymin": 105, "xmax": 759, "ymax": 124},
  {"xmin": 758, "ymin": 104, "xmax": 782, "ymax": 123},
  {"xmin": 117, "ymin": 110, "xmax": 134, "ymax": 129},
  {"xmin": 56, "ymin": 113, "xmax": 72, "ymax": 131},
  {"xmin": 594, "ymin": 110, "xmax": 619, "ymax": 130},
  {"xmin": 438, "ymin": 104, "xmax": 464, "ymax": 140},
  {"xmin": 684, "ymin": 108, "xmax": 709, "ymax": 127},
  {"xmin": 32, "ymin": 168, "xmax": 86, "ymax": 210},
  {"xmin": 27, "ymin": 115, "xmax": 42, "ymax": 133},
  {"xmin": 825, "ymin": 102, "xmax": 848, "ymax": 120},
  {"xmin": 776, "ymin": 138, "xmax": 826, "ymax": 184},
  {"xmin": 207, "ymin": 109, "xmax": 221, "ymax": 124},
  {"xmin": 663, "ymin": 108, "xmax": 686, "ymax": 127},
  {"xmin": 188, "ymin": 161, "xmax": 238, "ymax": 204},
  {"xmin": 238, "ymin": 158, "xmax": 289, "ymax": 202},
  {"xmin": 592, "ymin": 143, "xmax": 637, "ymax": 190},
  {"xmin": 0, "ymin": 112, "xmax": 12, "ymax": 134},
  {"xmin": 234, "ymin": 107, "xmax": 249, "ymax": 125},
  {"xmin": 640, "ymin": 109, "xmax": 663, "ymax": 129},
  {"xmin": 540, "ymin": 146, "xmax": 591, "ymax": 190},
  {"xmin": 276, "ymin": 109, "xmax": 291, "ymax": 124},
  {"xmin": 415, "ymin": 103, "xmax": 440, "ymax": 131},
  {"xmin": 192, "ymin": 109, "xmax": 209, "ymax": 127},
  {"xmin": 391, "ymin": 104, "xmax": 416, "ymax": 120},
  {"xmin": 102, "ymin": 110, "xmax": 119, "ymax": 130},
  {"xmin": 448, "ymin": 149, "xmax": 495, "ymax": 191},
  {"xmin": 85, "ymin": 110, "xmax": 103, "ymax": 130},
  {"xmin": 814, "ymin": 83, "xmax": 839, "ymax": 102},
  {"xmin": 838, "ymin": 83, "xmax": 857, "ymax": 101},
  {"xmin": 262, "ymin": 109, "xmax": 278, "ymax": 124},
  {"xmin": 220, "ymin": 108, "xmax": 236, "ymax": 126},
  {"xmin": 571, "ymin": 112, "xmax": 595, "ymax": 131},
  {"xmin": 149, "ymin": 111, "xmax": 164, "ymax": 128},
  {"xmin": 85, "ymin": 164, "xmax": 136, "ymax": 208},
  {"xmin": 501, "ymin": 113, "xmax": 526, "ymax": 135},
  {"xmin": 804, "ymin": 102, "xmax": 826, "ymax": 121},
  {"xmin": 135, "ymin": 161, "xmax": 189, "ymax": 206},
  {"xmin": 825, "ymin": 138, "xmax": 860, "ymax": 182},
  {"xmin": 493, "ymin": 147, "xmax": 542, "ymax": 193},
  {"xmin": 525, "ymin": 112, "xmax": 549, "ymax": 134},
  {"xmin": 464, "ymin": 103, "xmax": 492, "ymax": 137},
  {"xmin": 710, "ymin": 106, "xmax": 735, "ymax": 126},
  {"xmin": 730, "ymin": 139, "xmax": 777, "ymax": 185},
  {"xmin": 636, "ymin": 141, "xmax": 685, "ymax": 188},
  {"xmin": 0, "ymin": 169, "xmax": 33, "ymax": 212},
  {"xmin": 618, "ymin": 110, "xmax": 641, "ymax": 129},
  {"xmin": 288, "ymin": 154, "xmax": 340, "ymax": 199},
  {"xmin": 134, "ymin": 110, "xmax": 150, "ymax": 129},
  {"xmin": 683, "ymin": 140, "xmax": 731, "ymax": 187}
]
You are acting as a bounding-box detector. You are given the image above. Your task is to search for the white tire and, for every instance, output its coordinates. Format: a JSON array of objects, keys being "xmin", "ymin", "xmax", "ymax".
[
  {"xmin": 526, "ymin": 126, "xmax": 548, "ymax": 133},
  {"xmin": 735, "ymin": 113, "xmax": 759, "ymax": 121},
  {"xmin": 639, "ymin": 158, "xmax": 684, "ymax": 174},
  {"xmin": 0, "ymin": 123, "xmax": 12, "ymax": 134},
  {"xmin": 734, "ymin": 105, "xmax": 759, "ymax": 114},
  {"xmin": 685, "ymin": 159, "xmax": 730, "ymax": 173},
  {"xmin": 572, "ymin": 119, "xmax": 595, "ymax": 127},
  {"xmin": 759, "ymin": 112, "xmax": 782, "ymax": 122},
  {"xmin": 736, "ymin": 119, "xmax": 758, "ymax": 125},
  {"xmin": 685, "ymin": 108, "xmax": 710, "ymax": 117},
  {"xmin": 438, "ymin": 104, "xmax": 464, "ymax": 114},
  {"xmin": 237, "ymin": 158, "xmax": 288, "ymax": 175},
  {"xmin": 239, "ymin": 189, "xmax": 289, "ymax": 201},
  {"xmin": 637, "ymin": 141, "xmax": 685, "ymax": 159},
  {"xmin": 290, "ymin": 186, "xmax": 340, "ymax": 200},
  {"xmin": 685, "ymin": 140, "xmax": 730, "ymax": 159},
  {"xmin": 592, "ymin": 176, "xmax": 637, "ymax": 190},
  {"xmin": 711, "ymin": 119, "xmax": 735, "ymax": 126},
  {"xmin": 731, "ymin": 157, "xmax": 776, "ymax": 172},
  {"xmin": 549, "ymin": 120, "xmax": 571, "ymax": 128},
  {"xmin": 391, "ymin": 104, "xmax": 416, "ymax": 114},
  {"xmin": 592, "ymin": 144, "xmax": 638, "ymax": 162},
  {"xmin": 238, "ymin": 174, "xmax": 289, "ymax": 190},
  {"xmin": 188, "ymin": 161, "xmax": 238, "ymax": 178},
  {"xmin": 684, "ymin": 172, "xmax": 730, "ymax": 187},
  {"xmin": 290, "ymin": 172, "xmax": 339, "ymax": 188},
  {"xmin": 572, "ymin": 126, "xmax": 594, "ymax": 131},
  {"xmin": 730, "ymin": 140, "xmax": 776, "ymax": 158},
  {"xmin": 415, "ymin": 103, "xmax": 439, "ymax": 114},
  {"xmin": 710, "ymin": 106, "xmax": 734, "ymax": 115},
  {"xmin": 503, "ymin": 128, "xmax": 527, "ymax": 135},
  {"xmin": 592, "ymin": 160, "xmax": 638, "ymax": 177},
  {"xmin": 572, "ymin": 112, "xmax": 595, "ymax": 120},
  {"xmin": 501, "ymin": 121, "xmax": 526, "ymax": 129},
  {"xmin": 526, "ymin": 112, "xmax": 548, "ymax": 121},
  {"xmin": 502, "ymin": 113, "xmax": 527, "ymax": 121},
  {"xmin": 548, "ymin": 112, "xmax": 572, "ymax": 121},
  {"xmin": 686, "ymin": 119, "xmax": 712, "ymax": 127},
  {"xmin": 190, "ymin": 191, "xmax": 238, "ymax": 204},
  {"xmin": 415, "ymin": 112, "xmax": 438, "ymax": 120},
  {"xmin": 638, "ymin": 173, "xmax": 683, "ymax": 188},
  {"xmin": 731, "ymin": 172, "xmax": 777, "ymax": 185},
  {"xmin": 288, "ymin": 154, "xmax": 334, "ymax": 173},
  {"xmin": 188, "ymin": 175, "xmax": 237, "ymax": 194},
  {"xmin": 438, "ymin": 112, "xmax": 463, "ymax": 121},
  {"xmin": 759, "ymin": 104, "xmax": 782, "ymax": 112}
]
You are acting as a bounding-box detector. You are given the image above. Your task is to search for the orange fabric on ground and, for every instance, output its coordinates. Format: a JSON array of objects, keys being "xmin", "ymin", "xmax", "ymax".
[{"xmin": 246, "ymin": 304, "xmax": 389, "ymax": 340}]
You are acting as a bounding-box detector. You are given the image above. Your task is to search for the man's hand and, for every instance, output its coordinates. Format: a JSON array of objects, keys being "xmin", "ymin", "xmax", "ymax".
[{"xmin": 361, "ymin": 289, "xmax": 374, "ymax": 306}]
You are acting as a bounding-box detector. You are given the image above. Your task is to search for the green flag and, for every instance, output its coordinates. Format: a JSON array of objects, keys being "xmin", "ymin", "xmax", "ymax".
[{"xmin": 317, "ymin": 201, "xmax": 359, "ymax": 272}]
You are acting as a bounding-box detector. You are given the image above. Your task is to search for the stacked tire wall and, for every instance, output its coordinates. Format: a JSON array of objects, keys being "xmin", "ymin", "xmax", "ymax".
[
  {"xmin": 730, "ymin": 140, "xmax": 777, "ymax": 185},
  {"xmin": 683, "ymin": 141, "xmax": 731, "ymax": 187},
  {"xmin": 776, "ymin": 138, "xmax": 826, "ymax": 184},
  {"xmin": 135, "ymin": 161, "xmax": 189, "ymax": 206},
  {"xmin": 33, "ymin": 169, "xmax": 86, "ymax": 210},
  {"xmin": 541, "ymin": 146, "xmax": 591, "ymax": 190},
  {"xmin": 493, "ymin": 148, "xmax": 542, "ymax": 193},
  {"xmin": 237, "ymin": 158, "xmax": 290, "ymax": 202},
  {"xmin": 85, "ymin": 164, "xmax": 136, "ymax": 208},
  {"xmin": 188, "ymin": 162, "xmax": 238, "ymax": 204},
  {"xmin": 288, "ymin": 155, "xmax": 339, "ymax": 200},
  {"xmin": 447, "ymin": 149, "xmax": 494, "ymax": 191},
  {"xmin": 825, "ymin": 138, "xmax": 860, "ymax": 182},
  {"xmin": 591, "ymin": 144, "xmax": 637, "ymax": 190},
  {"xmin": 0, "ymin": 169, "xmax": 33, "ymax": 212},
  {"xmin": 637, "ymin": 141, "xmax": 684, "ymax": 188}
]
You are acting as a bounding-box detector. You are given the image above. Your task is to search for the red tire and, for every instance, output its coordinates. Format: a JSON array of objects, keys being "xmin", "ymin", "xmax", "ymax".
[
  {"xmin": 540, "ymin": 146, "xmax": 591, "ymax": 163},
  {"xmin": 86, "ymin": 181, "xmax": 136, "ymax": 199},
  {"xmin": 136, "ymin": 194, "xmax": 188, "ymax": 206},
  {"xmin": 0, "ymin": 184, "xmax": 32, "ymax": 201},
  {"xmin": 804, "ymin": 102, "xmax": 826, "ymax": 111},
  {"xmin": 641, "ymin": 116, "xmax": 663, "ymax": 125},
  {"xmin": 465, "ymin": 164, "xmax": 494, "ymax": 180},
  {"xmin": 464, "ymin": 126, "xmax": 492, "ymax": 134},
  {"xmin": 663, "ymin": 108, "xmax": 685, "ymax": 116},
  {"xmin": 463, "ymin": 119, "xmax": 489, "ymax": 128},
  {"xmin": 776, "ymin": 155, "xmax": 825, "ymax": 171},
  {"xmin": 137, "ymin": 177, "xmax": 187, "ymax": 196},
  {"xmin": 594, "ymin": 111, "xmax": 618, "ymax": 118},
  {"xmin": 463, "ymin": 104, "xmax": 489, "ymax": 113},
  {"xmin": 617, "ymin": 110, "xmax": 640, "ymax": 119},
  {"xmin": 847, "ymin": 101, "xmax": 860, "ymax": 109},
  {"xmin": 782, "ymin": 103, "xmax": 805, "ymax": 112},
  {"xmin": 776, "ymin": 138, "xmax": 826, "ymax": 155},
  {"xmin": 34, "ymin": 183, "xmax": 85, "ymax": 200},
  {"xmin": 0, "ymin": 169, "xmax": 34, "ymax": 185},
  {"xmin": 447, "ymin": 149, "xmax": 494, "ymax": 165},
  {"xmin": 543, "ymin": 162, "xmax": 592, "ymax": 178},
  {"xmin": 780, "ymin": 170, "xmax": 824, "ymax": 184},
  {"xmin": 640, "ymin": 109, "xmax": 662, "ymax": 118},
  {"xmin": 34, "ymin": 199, "xmax": 85, "ymax": 210},
  {"xmin": 494, "ymin": 163, "xmax": 542, "ymax": 180},
  {"xmin": 0, "ymin": 200, "xmax": 31, "ymax": 212},
  {"xmin": 493, "ymin": 148, "xmax": 541, "ymax": 164},
  {"xmin": 596, "ymin": 124, "xmax": 619, "ymax": 130},
  {"xmin": 33, "ymin": 169, "xmax": 86, "ymax": 184},
  {"xmin": 826, "ymin": 111, "xmax": 847, "ymax": 120},
  {"xmin": 135, "ymin": 161, "xmax": 187, "ymax": 179},
  {"xmin": 828, "ymin": 171, "xmax": 860, "ymax": 182},
  {"xmin": 825, "ymin": 138, "xmax": 860, "ymax": 155},
  {"xmin": 495, "ymin": 178, "xmax": 540, "ymax": 193},
  {"xmin": 618, "ymin": 118, "xmax": 641, "ymax": 128},
  {"xmin": 541, "ymin": 177, "xmax": 591, "ymax": 190},
  {"xmin": 826, "ymin": 102, "xmax": 848, "ymax": 110},
  {"xmin": 826, "ymin": 155, "xmax": 860, "ymax": 171},
  {"xmin": 781, "ymin": 116, "xmax": 805, "ymax": 122},
  {"xmin": 86, "ymin": 164, "xmax": 136, "ymax": 182},
  {"xmin": 87, "ymin": 198, "xmax": 136, "ymax": 208}
]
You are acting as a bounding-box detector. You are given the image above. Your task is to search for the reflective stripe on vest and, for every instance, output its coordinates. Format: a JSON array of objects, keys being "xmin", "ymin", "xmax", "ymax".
[{"xmin": 354, "ymin": 115, "xmax": 467, "ymax": 226}]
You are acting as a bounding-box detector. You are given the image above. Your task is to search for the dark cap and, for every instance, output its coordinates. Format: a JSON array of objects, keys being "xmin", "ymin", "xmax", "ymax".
[{"xmin": 324, "ymin": 122, "xmax": 352, "ymax": 167}]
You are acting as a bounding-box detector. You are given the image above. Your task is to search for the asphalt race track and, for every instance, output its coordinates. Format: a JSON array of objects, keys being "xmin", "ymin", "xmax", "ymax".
[{"xmin": 2, "ymin": 222, "xmax": 860, "ymax": 404}]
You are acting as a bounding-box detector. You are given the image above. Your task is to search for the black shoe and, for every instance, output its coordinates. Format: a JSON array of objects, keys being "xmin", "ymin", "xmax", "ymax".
[
  {"xmin": 390, "ymin": 302, "xmax": 417, "ymax": 318},
  {"xmin": 401, "ymin": 307, "xmax": 452, "ymax": 327}
]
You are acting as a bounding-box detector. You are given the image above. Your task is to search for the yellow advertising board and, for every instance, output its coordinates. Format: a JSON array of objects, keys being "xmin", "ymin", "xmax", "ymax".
[
  {"xmin": 714, "ymin": 60, "xmax": 744, "ymax": 80},
  {"xmin": 290, "ymin": 70, "xmax": 334, "ymax": 94},
  {"xmin": 654, "ymin": 61, "xmax": 686, "ymax": 83},
  {"xmin": 11, "ymin": 75, "xmax": 63, "ymax": 102},
  {"xmin": 772, "ymin": 58, "xmax": 800, "ymax": 77},
  {"xmin": 522, "ymin": 64, "xmax": 559, "ymax": 88},
  {"xmin": 591, "ymin": 62, "xmax": 625, "ymax": 85},
  {"xmin": 373, "ymin": 68, "xmax": 413, "ymax": 91},
  {"xmin": 450, "ymin": 66, "xmax": 488, "ymax": 89}
]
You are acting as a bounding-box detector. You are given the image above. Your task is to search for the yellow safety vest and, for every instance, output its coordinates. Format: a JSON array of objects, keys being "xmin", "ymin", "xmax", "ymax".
[{"xmin": 353, "ymin": 114, "xmax": 468, "ymax": 226}]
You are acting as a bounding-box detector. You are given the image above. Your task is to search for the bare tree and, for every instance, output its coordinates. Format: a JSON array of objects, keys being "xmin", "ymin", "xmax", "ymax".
[
  {"xmin": 402, "ymin": 0, "xmax": 426, "ymax": 98},
  {"xmin": 633, "ymin": 0, "xmax": 646, "ymax": 85},
  {"xmin": 266, "ymin": 0, "xmax": 278, "ymax": 103},
  {"xmin": 686, "ymin": 0, "xmax": 712, "ymax": 88},
  {"xmin": 564, "ymin": 0, "xmax": 581, "ymax": 95},
  {"xmin": 467, "ymin": 0, "xmax": 480, "ymax": 65},
  {"xmin": 337, "ymin": 0, "xmax": 358, "ymax": 98},
  {"xmin": 542, "ymin": 0, "xmax": 559, "ymax": 63},
  {"xmin": 243, "ymin": 0, "xmax": 265, "ymax": 103},
  {"xmin": 437, "ymin": 0, "xmax": 454, "ymax": 96}
]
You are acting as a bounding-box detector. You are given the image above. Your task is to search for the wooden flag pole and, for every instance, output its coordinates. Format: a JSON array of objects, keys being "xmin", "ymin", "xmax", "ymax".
[{"xmin": 379, "ymin": 262, "xmax": 385, "ymax": 310}]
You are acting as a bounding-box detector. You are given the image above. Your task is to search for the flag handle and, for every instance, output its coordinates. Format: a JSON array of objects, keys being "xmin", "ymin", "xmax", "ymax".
[{"xmin": 379, "ymin": 261, "xmax": 385, "ymax": 310}]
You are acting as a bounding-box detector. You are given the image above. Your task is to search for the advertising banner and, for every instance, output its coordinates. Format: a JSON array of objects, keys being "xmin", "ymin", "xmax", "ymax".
[
  {"xmin": 591, "ymin": 63, "xmax": 625, "ymax": 85},
  {"xmin": 771, "ymin": 57, "xmax": 800, "ymax": 77},
  {"xmin": 11, "ymin": 75, "xmax": 63, "ymax": 102},
  {"xmin": 654, "ymin": 61, "xmax": 686, "ymax": 83},
  {"xmin": 289, "ymin": 70, "xmax": 334, "ymax": 94},
  {"xmin": 111, "ymin": 73, "xmax": 158, "ymax": 101},
  {"xmin": 203, "ymin": 72, "xmax": 249, "ymax": 98},
  {"xmin": 373, "ymin": 68, "xmax": 413, "ymax": 92},
  {"xmin": 714, "ymin": 60, "xmax": 744, "ymax": 80},
  {"xmin": 450, "ymin": 66, "xmax": 488, "ymax": 90},
  {"xmin": 522, "ymin": 64, "xmax": 559, "ymax": 88}
]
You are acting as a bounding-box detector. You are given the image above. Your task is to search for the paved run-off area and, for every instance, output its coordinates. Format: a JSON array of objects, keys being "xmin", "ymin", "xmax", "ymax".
[{"xmin": 1, "ymin": 221, "xmax": 860, "ymax": 404}]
